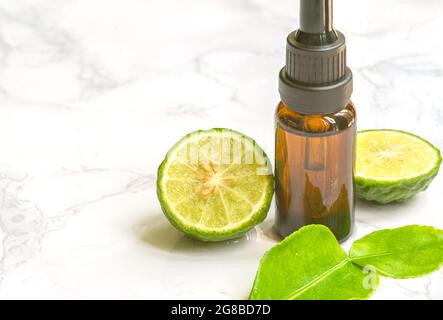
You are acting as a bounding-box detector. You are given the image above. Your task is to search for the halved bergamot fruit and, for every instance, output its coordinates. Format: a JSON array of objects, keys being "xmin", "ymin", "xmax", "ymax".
[
  {"xmin": 356, "ymin": 129, "xmax": 441, "ymax": 204},
  {"xmin": 156, "ymin": 128, "xmax": 274, "ymax": 241}
]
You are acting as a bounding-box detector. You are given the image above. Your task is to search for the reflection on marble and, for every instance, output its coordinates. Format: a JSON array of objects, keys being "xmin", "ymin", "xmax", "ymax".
[{"xmin": 0, "ymin": 0, "xmax": 442, "ymax": 299}]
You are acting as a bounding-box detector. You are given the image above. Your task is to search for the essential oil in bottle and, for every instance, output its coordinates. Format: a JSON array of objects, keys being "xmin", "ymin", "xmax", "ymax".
[{"xmin": 275, "ymin": 0, "xmax": 356, "ymax": 242}]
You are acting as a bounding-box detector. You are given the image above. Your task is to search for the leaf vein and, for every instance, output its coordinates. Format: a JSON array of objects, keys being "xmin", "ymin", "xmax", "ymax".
[
  {"xmin": 351, "ymin": 242, "xmax": 443, "ymax": 261},
  {"xmin": 285, "ymin": 259, "xmax": 350, "ymax": 300}
]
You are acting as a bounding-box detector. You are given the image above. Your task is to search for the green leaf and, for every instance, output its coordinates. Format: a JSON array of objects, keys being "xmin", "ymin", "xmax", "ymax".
[
  {"xmin": 350, "ymin": 225, "xmax": 443, "ymax": 278},
  {"xmin": 249, "ymin": 225, "xmax": 378, "ymax": 300}
]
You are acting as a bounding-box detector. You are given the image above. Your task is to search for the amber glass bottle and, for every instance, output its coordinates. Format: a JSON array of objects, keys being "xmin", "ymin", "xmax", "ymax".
[
  {"xmin": 275, "ymin": 101, "xmax": 356, "ymax": 241},
  {"xmin": 275, "ymin": 0, "xmax": 356, "ymax": 241}
]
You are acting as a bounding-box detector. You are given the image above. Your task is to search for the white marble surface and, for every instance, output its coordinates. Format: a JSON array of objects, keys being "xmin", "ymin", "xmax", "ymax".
[{"xmin": 0, "ymin": 0, "xmax": 442, "ymax": 300}]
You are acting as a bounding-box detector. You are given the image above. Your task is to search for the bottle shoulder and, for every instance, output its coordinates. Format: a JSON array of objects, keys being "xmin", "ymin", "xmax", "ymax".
[{"xmin": 275, "ymin": 101, "xmax": 356, "ymax": 134}]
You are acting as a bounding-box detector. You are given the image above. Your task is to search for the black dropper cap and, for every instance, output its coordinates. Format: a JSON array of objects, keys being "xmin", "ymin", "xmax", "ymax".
[{"xmin": 279, "ymin": 0, "xmax": 353, "ymax": 114}]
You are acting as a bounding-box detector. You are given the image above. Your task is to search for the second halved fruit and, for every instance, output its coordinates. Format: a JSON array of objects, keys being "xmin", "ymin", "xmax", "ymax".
[{"xmin": 356, "ymin": 129, "xmax": 441, "ymax": 204}]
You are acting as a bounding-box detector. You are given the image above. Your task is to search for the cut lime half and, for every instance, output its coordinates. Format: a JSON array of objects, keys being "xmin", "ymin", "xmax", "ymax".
[
  {"xmin": 157, "ymin": 128, "xmax": 274, "ymax": 241},
  {"xmin": 356, "ymin": 129, "xmax": 441, "ymax": 204}
]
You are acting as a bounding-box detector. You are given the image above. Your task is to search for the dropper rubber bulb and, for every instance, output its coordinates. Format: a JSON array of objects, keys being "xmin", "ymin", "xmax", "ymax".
[{"xmin": 300, "ymin": 0, "xmax": 333, "ymax": 33}]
